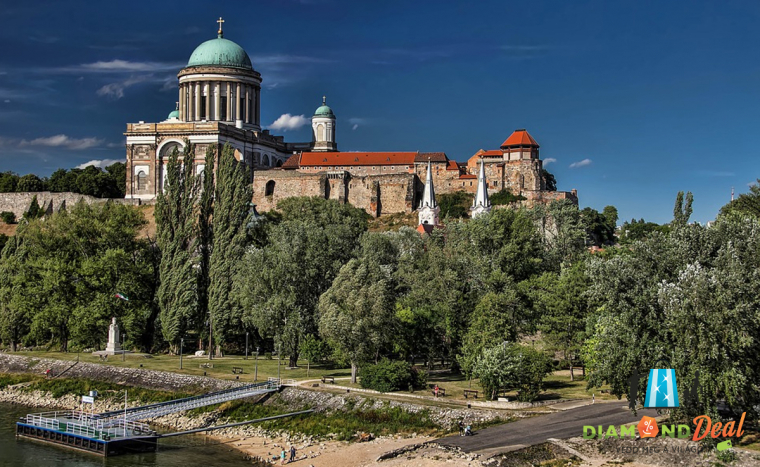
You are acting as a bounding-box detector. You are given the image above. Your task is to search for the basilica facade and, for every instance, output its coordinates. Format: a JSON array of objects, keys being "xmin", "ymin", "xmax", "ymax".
[{"xmin": 124, "ymin": 19, "xmax": 578, "ymax": 217}]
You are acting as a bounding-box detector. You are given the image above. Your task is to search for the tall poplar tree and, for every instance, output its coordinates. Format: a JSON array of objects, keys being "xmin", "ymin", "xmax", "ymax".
[
  {"xmin": 197, "ymin": 145, "xmax": 216, "ymax": 354},
  {"xmin": 208, "ymin": 144, "xmax": 252, "ymax": 356},
  {"xmin": 155, "ymin": 144, "xmax": 199, "ymax": 351}
]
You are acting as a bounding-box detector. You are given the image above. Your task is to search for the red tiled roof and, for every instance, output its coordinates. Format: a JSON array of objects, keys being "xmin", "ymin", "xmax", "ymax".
[
  {"xmin": 446, "ymin": 160, "xmax": 459, "ymax": 171},
  {"xmin": 459, "ymin": 174, "xmax": 477, "ymax": 179},
  {"xmin": 416, "ymin": 152, "xmax": 448, "ymax": 163},
  {"xmin": 299, "ymin": 151, "xmax": 419, "ymax": 166},
  {"xmin": 480, "ymin": 150, "xmax": 502, "ymax": 156},
  {"xmin": 281, "ymin": 154, "xmax": 301, "ymax": 169},
  {"xmin": 501, "ymin": 129, "xmax": 539, "ymax": 148}
]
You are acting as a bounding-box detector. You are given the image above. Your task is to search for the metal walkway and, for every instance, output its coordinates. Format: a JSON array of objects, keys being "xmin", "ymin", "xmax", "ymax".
[{"xmin": 95, "ymin": 380, "xmax": 279, "ymax": 422}]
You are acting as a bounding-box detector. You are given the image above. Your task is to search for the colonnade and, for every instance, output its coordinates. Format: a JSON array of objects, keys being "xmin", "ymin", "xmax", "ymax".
[{"xmin": 178, "ymin": 80, "xmax": 260, "ymax": 125}]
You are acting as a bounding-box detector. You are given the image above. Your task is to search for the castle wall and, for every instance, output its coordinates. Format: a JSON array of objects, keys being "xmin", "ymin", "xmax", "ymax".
[{"xmin": 0, "ymin": 192, "xmax": 141, "ymax": 219}]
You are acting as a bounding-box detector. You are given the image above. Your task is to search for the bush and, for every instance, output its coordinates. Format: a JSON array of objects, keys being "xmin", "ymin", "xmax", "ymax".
[
  {"xmin": 474, "ymin": 343, "xmax": 553, "ymax": 401},
  {"xmin": 359, "ymin": 359, "xmax": 427, "ymax": 392},
  {"xmin": 490, "ymin": 189, "xmax": 527, "ymax": 206},
  {"xmin": 0, "ymin": 211, "xmax": 15, "ymax": 224}
]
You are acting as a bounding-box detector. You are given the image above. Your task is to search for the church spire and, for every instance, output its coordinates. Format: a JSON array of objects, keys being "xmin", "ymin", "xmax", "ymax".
[
  {"xmin": 418, "ymin": 159, "xmax": 440, "ymax": 229},
  {"xmin": 471, "ymin": 158, "xmax": 491, "ymax": 218},
  {"xmin": 217, "ymin": 17, "xmax": 225, "ymax": 38},
  {"xmin": 420, "ymin": 159, "xmax": 437, "ymax": 209}
]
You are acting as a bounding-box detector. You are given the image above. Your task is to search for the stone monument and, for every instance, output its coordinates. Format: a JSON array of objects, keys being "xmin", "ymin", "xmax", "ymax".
[
  {"xmin": 93, "ymin": 317, "xmax": 129, "ymax": 356},
  {"xmin": 106, "ymin": 317, "xmax": 122, "ymax": 354}
]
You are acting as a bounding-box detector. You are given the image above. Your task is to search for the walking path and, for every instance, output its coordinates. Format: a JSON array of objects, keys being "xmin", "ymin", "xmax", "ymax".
[{"xmin": 436, "ymin": 401, "xmax": 657, "ymax": 458}]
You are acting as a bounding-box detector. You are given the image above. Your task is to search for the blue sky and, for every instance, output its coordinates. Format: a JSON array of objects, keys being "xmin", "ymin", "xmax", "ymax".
[{"xmin": 1, "ymin": 0, "xmax": 759, "ymax": 224}]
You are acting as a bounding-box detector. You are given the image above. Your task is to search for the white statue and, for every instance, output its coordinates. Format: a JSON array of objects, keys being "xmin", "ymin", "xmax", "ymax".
[{"xmin": 105, "ymin": 317, "xmax": 122, "ymax": 353}]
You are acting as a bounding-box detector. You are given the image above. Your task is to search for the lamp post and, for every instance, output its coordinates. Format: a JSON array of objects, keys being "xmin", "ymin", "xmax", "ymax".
[
  {"xmin": 255, "ymin": 347, "xmax": 259, "ymax": 382},
  {"xmin": 277, "ymin": 342, "xmax": 281, "ymax": 383},
  {"xmin": 245, "ymin": 332, "xmax": 249, "ymax": 360},
  {"xmin": 180, "ymin": 338, "xmax": 184, "ymax": 370},
  {"xmin": 121, "ymin": 333, "xmax": 126, "ymax": 362}
]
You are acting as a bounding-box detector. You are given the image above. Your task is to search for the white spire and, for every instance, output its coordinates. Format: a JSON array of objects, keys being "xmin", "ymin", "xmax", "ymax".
[
  {"xmin": 471, "ymin": 158, "xmax": 491, "ymax": 218},
  {"xmin": 418, "ymin": 159, "xmax": 440, "ymax": 227},
  {"xmin": 420, "ymin": 160, "xmax": 436, "ymax": 209}
]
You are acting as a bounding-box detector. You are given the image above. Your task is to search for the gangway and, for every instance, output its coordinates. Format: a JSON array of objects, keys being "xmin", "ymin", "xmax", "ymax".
[{"xmin": 95, "ymin": 380, "xmax": 279, "ymax": 422}]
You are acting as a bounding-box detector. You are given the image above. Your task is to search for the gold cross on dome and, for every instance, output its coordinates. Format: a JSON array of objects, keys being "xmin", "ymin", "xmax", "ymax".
[{"xmin": 217, "ymin": 17, "xmax": 225, "ymax": 34}]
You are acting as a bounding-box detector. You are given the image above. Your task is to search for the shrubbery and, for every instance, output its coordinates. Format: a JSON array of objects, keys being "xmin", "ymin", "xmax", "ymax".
[
  {"xmin": 359, "ymin": 360, "xmax": 427, "ymax": 392},
  {"xmin": 0, "ymin": 211, "xmax": 15, "ymax": 224}
]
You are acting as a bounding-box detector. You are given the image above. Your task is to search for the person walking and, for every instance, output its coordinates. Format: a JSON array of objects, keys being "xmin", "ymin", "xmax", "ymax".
[
  {"xmin": 280, "ymin": 449, "xmax": 286, "ymax": 465},
  {"xmin": 289, "ymin": 445, "xmax": 296, "ymax": 462},
  {"xmin": 434, "ymin": 384, "xmax": 439, "ymax": 398},
  {"xmin": 458, "ymin": 420, "xmax": 465, "ymax": 436}
]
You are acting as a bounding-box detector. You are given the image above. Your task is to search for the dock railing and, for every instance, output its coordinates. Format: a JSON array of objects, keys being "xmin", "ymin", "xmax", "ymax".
[{"xmin": 23, "ymin": 411, "xmax": 151, "ymax": 440}]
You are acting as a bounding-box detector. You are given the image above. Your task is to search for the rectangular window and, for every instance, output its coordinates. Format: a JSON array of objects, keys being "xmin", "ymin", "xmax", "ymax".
[
  {"xmin": 220, "ymin": 99, "xmax": 228, "ymax": 121},
  {"xmin": 200, "ymin": 99, "xmax": 207, "ymax": 120},
  {"xmin": 239, "ymin": 98, "xmax": 244, "ymax": 120}
]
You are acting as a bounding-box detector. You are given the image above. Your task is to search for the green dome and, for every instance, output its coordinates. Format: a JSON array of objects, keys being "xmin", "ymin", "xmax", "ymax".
[
  {"xmin": 314, "ymin": 105, "xmax": 334, "ymax": 117},
  {"xmin": 187, "ymin": 35, "xmax": 253, "ymax": 70},
  {"xmin": 168, "ymin": 109, "xmax": 179, "ymax": 119}
]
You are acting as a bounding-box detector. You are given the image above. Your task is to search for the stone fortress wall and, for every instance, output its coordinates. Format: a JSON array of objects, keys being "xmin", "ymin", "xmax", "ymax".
[{"xmin": 0, "ymin": 192, "xmax": 141, "ymax": 219}]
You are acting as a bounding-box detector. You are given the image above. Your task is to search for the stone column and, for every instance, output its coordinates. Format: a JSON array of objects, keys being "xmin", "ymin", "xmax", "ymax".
[
  {"xmin": 205, "ymin": 83, "xmax": 210, "ymax": 121},
  {"xmin": 179, "ymin": 84, "xmax": 186, "ymax": 121},
  {"xmin": 226, "ymin": 82, "xmax": 232, "ymax": 121},
  {"xmin": 236, "ymin": 83, "xmax": 241, "ymax": 122},
  {"xmin": 214, "ymin": 81, "xmax": 221, "ymax": 120},
  {"xmin": 245, "ymin": 86, "xmax": 250, "ymax": 124},
  {"xmin": 195, "ymin": 81, "xmax": 201, "ymax": 122}
]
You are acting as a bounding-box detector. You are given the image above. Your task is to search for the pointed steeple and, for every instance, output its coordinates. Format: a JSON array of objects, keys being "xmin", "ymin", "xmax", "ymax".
[
  {"xmin": 420, "ymin": 160, "xmax": 437, "ymax": 209},
  {"xmin": 471, "ymin": 158, "xmax": 491, "ymax": 218},
  {"xmin": 418, "ymin": 159, "xmax": 440, "ymax": 228}
]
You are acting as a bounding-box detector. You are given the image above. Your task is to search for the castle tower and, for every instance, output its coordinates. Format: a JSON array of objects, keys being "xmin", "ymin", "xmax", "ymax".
[
  {"xmin": 312, "ymin": 96, "xmax": 337, "ymax": 152},
  {"xmin": 500, "ymin": 129, "xmax": 539, "ymax": 161},
  {"xmin": 471, "ymin": 158, "xmax": 491, "ymax": 218},
  {"xmin": 418, "ymin": 160, "xmax": 440, "ymax": 227}
]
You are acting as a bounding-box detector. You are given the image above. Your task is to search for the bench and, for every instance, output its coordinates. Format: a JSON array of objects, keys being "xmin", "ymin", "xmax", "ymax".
[
  {"xmin": 431, "ymin": 387, "xmax": 446, "ymax": 397},
  {"xmin": 199, "ymin": 363, "xmax": 214, "ymax": 369},
  {"xmin": 232, "ymin": 367, "xmax": 244, "ymax": 374},
  {"xmin": 463, "ymin": 389, "xmax": 479, "ymax": 399},
  {"xmin": 321, "ymin": 376, "xmax": 335, "ymax": 384}
]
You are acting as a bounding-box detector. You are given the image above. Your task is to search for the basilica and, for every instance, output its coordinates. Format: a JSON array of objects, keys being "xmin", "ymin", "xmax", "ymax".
[{"xmin": 124, "ymin": 19, "xmax": 577, "ymax": 223}]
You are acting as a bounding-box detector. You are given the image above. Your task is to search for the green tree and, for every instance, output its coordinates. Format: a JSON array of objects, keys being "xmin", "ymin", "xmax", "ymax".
[
  {"xmin": 299, "ymin": 334, "xmax": 329, "ymax": 377},
  {"xmin": 16, "ymin": 174, "xmax": 44, "ymax": 192},
  {"xmin": 541, "ymin": 168, "xmax": 557, "ymax": 191},
  {"xmin": 720, "ymin": 179, "xmax": 760, "ymax": 219},
  {"xmin": 105, "ymin": 162, "xmax": 127, "ymax": 197},
  {"xmin": 524, "ymin": 261, "xmax": 590, "ymax": 380},
  {"xmin": 239, "ymin": 197, "xmax": 368, "ymax": 368},
  {"xmin": 459, "ymin": 289, "xmax": 525, "ymax": 384},
  {"xmin": 155, "ymin": 143, "xmax": 200, "ymax": 350},
  {"xmin": 208, "ymin": 144, "xmax": 252, "ymax": 356},
  {"xmin": 473, "ymin": 342, "xmax": 552, "ymax": 401},
  {"xmin": 437, "ymin": 191, "xmax": 473, "ymax": 218},
  {"xmin": 23, "ymin": 195, "xmax": 44, "ymax": 220},
  {"xmin": 0, "ymin": 172, "xmax": 19, "ymax": 192},
  {"xmin": 196, "ymin": 146, "xmax": 215, "ymax": 356},
  {"xmin": 490, "ymin": 189, "xmax": 526, "ymax": 206},
  {"xmin": 530, "ymin": 199, "xmax": 586, "ymax": 269},
  {"xmin": 318, "ymin": 233, "xmax": 399, "ymax": 382},
  {"xmin": 672, "ymin": 190, "xmax": 694, "ymax": 225}
]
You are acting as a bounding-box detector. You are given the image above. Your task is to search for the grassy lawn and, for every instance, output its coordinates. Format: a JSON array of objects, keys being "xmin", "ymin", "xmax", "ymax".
[
  {"xmin": 10, "ymin": 351, "xmax": 351, "ymax": 384},
  {"xmin": 322, "ymin": 369, "xmax": 615, "ymax": 403}
]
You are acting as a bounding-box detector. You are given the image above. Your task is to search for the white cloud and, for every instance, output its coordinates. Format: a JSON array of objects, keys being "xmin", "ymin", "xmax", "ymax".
[
  {"xmin": 268, "ymin": 113, "xmax": 309, "ymax": 131},
  {"xmin": 348, "ymin": 117, "xmax": 366, "ymax": 131},
  {"xmin": 96, "ymin": 75, "xmax": 158, "ymax": 99},
  {"xmin": 543, "ymin": 157, "xmax": 557, "ymax": 166},
  {"xmin": 20, "ymin": 134, "xmax": 104, "ymax": 150},
  {"xmin": 76, "ymin": 158, "xmax": 125, "ymax": 169},
  {"xmin": 352, "ymin": 124, "xmax": 358, "ymax": 131},
  {"xmin": 70, "ymin": 60, "xmax": 182, "ymax": 73},
  {"xmin": 569, "ymin": 158, "xmax": 592, "ymax": 169}
]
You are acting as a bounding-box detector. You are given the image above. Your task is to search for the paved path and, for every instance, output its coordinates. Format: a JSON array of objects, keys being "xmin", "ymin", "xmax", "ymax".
[{"xmin": 437, "ymin": 401, "xmax": 657, "ymax": 457}]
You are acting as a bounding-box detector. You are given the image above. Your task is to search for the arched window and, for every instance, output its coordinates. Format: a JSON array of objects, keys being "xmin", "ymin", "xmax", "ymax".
[
  {"xmin": 265, "ymin": 180, "xmax": 276, "ymax": 196},
  {"xmin": 137, "ymin": 171, "xmax": 147, "ymax": 190},
  {"xmin": 276, "ymin": 159, "xmax": 283, "ymax": 167},
  {"xmin": 317, "ymin": 124, "xmax": 325, "ymax": 141},
  {"xmin": 262, "ymin": 154, "xmax": 270, "ymax": 167}
]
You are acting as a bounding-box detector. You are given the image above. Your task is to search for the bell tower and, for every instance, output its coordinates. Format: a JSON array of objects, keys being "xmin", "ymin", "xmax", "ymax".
[{"xmin": 312, "ymin": 96, "xmax": 337, "ymax": 152}]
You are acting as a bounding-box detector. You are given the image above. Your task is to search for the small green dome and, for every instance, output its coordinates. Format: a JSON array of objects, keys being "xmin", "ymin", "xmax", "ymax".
[
  {"xmin": 168, "ymin": 109, "xmax": 179, "ymax": 119},
  {"xmin": 313, "ymin": 97, "xmax": 334, "ymax": 118},
  {"xmin": 187, "ymin": 35, "xmax": 253, "ymax": 70}
]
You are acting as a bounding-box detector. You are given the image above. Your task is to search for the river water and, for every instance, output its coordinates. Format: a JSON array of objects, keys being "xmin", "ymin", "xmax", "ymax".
[{"xmin": 0, "ymin": 403, "xmax": 257, "ymax": 466}]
